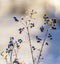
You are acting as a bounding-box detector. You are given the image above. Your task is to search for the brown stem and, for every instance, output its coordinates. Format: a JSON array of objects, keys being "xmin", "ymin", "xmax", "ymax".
[
  {"xmin": 26, "ymin": 21, "xmax": 35, "ymax": 64},
  {"xmin": 37, "ymin": 29, "xmax": 48, "ymax": 64}
]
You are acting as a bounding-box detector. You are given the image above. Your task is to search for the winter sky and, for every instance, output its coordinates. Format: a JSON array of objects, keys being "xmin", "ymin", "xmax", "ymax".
[{"xmin": 0, "ymin": 0, "xmax": 60, "ymax": 64}]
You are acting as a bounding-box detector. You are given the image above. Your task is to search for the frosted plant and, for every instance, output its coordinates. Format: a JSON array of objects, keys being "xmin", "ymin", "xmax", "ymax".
[{"xmin": 0, "ymin": 11, "xmax": 57, "ymax": 64}]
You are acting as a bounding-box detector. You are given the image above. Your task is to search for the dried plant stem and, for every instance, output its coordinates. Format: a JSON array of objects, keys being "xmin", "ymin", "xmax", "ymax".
[
  {"xmin": 37, "ymin": 29, "xmax": 48, "ymax": 64},
  {"xmin": 10, "ymin": 51, "xmax": 13, "ymax": 64},
  {"xmin": 26, "ymin": 21, "xmax": 35, "ymax": 64}
]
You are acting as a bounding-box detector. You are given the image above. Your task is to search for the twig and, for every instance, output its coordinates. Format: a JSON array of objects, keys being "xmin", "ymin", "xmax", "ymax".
[
  {"xmin": 37, "ymin": 29, "xmax": 49, "ymax": 64},
  {"xmin": 10, "ymin": 51, "xmax": 13, "ymax": 64},
  {"xmin": 26, "ymin": 21, "xmax": 35, "ymax": 64}
]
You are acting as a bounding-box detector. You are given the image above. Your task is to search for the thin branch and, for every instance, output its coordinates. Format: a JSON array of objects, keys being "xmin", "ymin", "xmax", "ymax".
[
  {"xmin": 37, "ymin": 29, "xmax": 49, "ymax": 64},
  {"xmin": 10, "ymin": 51, "xmax": 13, "ymax": 64},
  {"xmin": 26, "ymin": 21, "xmax": 35, "ymax": 64}
]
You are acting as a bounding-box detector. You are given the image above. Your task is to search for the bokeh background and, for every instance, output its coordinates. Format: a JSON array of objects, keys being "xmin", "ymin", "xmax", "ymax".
[{"xmin": 0, "ymin": 0, "xmax": 60, "ymax": 64}]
